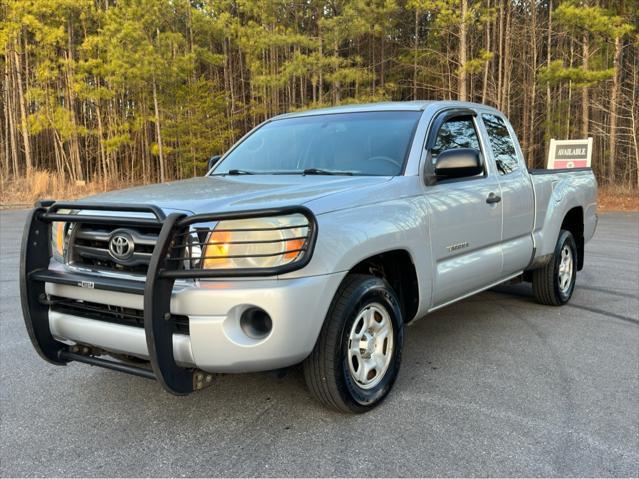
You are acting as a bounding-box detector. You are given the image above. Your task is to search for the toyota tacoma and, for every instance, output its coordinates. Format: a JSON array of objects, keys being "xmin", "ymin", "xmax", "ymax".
[{"xmin": 21, "ymin": 101, "xmax": 597, "ymax": 413}]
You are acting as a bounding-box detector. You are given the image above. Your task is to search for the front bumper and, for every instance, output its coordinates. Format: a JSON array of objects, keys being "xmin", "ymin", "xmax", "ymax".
[
  {"xmin": 20, "ymin": 201, "xmax": 336, "ymax": 395},
  {"xmin": 45, "ymin": 273, "xmax": 345, "ymax": 373}
]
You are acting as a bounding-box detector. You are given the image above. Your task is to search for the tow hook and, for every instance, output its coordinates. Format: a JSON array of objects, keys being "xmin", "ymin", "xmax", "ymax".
[
  {"xmin": 193, "ymin": 371, "xmax": 215, "ymax": 391},
  {"xmin": 70, "ymin": 344, "xmax": 104, "ymax": 357}
]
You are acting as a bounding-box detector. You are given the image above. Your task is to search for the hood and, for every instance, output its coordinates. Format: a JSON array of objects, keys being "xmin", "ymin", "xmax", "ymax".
[{"xmin": 79, "ymin": 175, "xmax": 394, "ymax": 215}]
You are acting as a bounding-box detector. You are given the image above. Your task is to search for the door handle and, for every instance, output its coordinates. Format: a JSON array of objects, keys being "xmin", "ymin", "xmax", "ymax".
[{"xmin": 486, "ymin": 193, "xmax": 501, "ymax": 204}]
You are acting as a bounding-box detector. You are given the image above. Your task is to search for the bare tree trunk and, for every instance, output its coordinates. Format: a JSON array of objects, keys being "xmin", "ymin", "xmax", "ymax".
[
  {"xmin": 581, "ymin": 32, "xmax": 589, "ymax": 138},
  {"xmin": 445, "ymin": 33, "xmax": 453, "ymax": 99},
  {"xmin": 53, "ymin": 129, "xmax": 71, "ymax": 178},
  {"xmin": 1, "ymin": 75, "xmax": 8, "ymax": 180},
  {"xmin": 502, "ymin": 3, "xmax": 512, "ymax": 116},
  {"xmin": 152, "ymin": 76, "xmax": 165, "ymax": 183},
  {"xmin": 414, "ymin": 8, "xmax": 419, "ymax": 100},
  {"xmin": 334, "ymin": 38, "xmax": 341, "ymax": 103},
  {"xmin": 371, "ymin": 30, "xmax": 376, "ymax": 94},
  {"xmin": 318, "ymin": 21, "xmax": 324, "ymax": 104},
  {"xmin": 497, "ymin": 0, "xmax": 504, "ymax": 109},
  {"xmin": 238, "ymin": 46, "xmax": 249, "ymax": 131},
  {"xmin": 222, "ymin": 39, "xmax": 231, "ymax": 120},
  {"xmin": 270, "ymin": 39, "xmax": 278, "ymax": 114},
  {"xmin": 141, "ymin": 103, "xmax": 149, "ymax": 184},
  {"xmin": 566, "ymin": 40, "xmax": 574, "ymax": 138},
  {"xmin": 631, "ymin": 53, "xmax": 639, "ymax": 188},
  {"xmin": 545, "ymin": 0, "xmax": 553, "ymax": 159},
  {"xmin": 458, "ymin": 0, "xmax": 468, "ymax": 101},
  {"xmin": 608, "ymin": 35, "xmax": 622, "ymax": 184},
  {"xmin": 64, "ymin": 46, "xmax": 83, "ymax": 181},
  {"xmin": 527, "ymin": 0, "xmax": 538, "ymax": 168},
  {"xmin": 1, "ymin": 55, "xmax": 8, "ymax": 180},
  {"xmin": 96, "ymin": 103, "xmax": 108, "ymax": 187},
  {"xmin": 380, "ymin": 29, "xmax": 385, "ymax": 89},
  {"xmin": 13, "ymin": 48, "xmax": 32, "ymax": 178},
  {"xmin": 481, "ymin": 0, "xmax": 491, "ymax": 104},
  {"xmin": 4, "ymin": 54, "xmax": 18, "ymax": 178}
]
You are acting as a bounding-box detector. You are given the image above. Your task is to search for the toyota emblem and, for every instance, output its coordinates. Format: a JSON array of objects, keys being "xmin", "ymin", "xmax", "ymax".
[{"xmin": 108, "ymin": 232, "xmax": 134, "ymax": 261}]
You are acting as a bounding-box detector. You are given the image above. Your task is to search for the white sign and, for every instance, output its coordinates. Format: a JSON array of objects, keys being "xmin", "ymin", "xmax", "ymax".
[{"xmin": 547, "ymin": 138, "xmax": 592, "ymax": 169}]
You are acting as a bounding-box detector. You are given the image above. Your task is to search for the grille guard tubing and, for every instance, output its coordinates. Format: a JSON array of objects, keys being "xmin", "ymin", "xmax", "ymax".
[{"xmin": 20, "ymin": 201, "xmax": 318, "ymax": 395}]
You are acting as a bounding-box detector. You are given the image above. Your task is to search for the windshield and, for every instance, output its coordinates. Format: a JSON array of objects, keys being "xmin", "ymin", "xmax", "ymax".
[{"xmin": 211, "ymin": 111, "xmax": 421, "ymax": 176}]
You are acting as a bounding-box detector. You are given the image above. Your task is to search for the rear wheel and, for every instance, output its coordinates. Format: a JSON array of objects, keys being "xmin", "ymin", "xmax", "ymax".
[
  {"xmin": 303, "ymin": 274, "xmax": 404, "ymax": 413},
  {"xmin": 532, "ymin": 229, "xmax": 577, "ymax": 305}
]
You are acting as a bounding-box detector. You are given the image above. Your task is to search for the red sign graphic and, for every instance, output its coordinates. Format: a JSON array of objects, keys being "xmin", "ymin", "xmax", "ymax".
[{"xmin": 553, "ymin": 159, "xmax": 589, "ymax": 169}]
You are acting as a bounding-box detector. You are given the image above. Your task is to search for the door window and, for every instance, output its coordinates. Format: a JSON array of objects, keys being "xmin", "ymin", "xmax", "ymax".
[
  {"xmin": 431, "ymin": 116, "xmax": 481, "ymax": 157},
  {"xmin": 482, "ymin": 114, "xmax": 519, "ymax": 175},
  {"xmin": 430, "ymin": 115, "xmax": 484, "ymax": 179}
]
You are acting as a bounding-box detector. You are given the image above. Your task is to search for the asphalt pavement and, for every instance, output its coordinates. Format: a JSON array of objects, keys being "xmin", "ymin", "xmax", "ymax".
[{"xmin": 1, "ymin": 210, "xmax": 637, "ymax": 477}]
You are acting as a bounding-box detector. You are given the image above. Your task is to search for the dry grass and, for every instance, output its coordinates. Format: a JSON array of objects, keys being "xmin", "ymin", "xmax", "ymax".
[
  {"xmin": 597, "ymin": 185, "xmax": 639, "ymax": 212},
  {"xmin": 0, "ymin": 171, "xmax": 138, "ymax": 208},
  {"xmin": 1, "ymin": 170, "xmax": 637, "ymax": 212}
]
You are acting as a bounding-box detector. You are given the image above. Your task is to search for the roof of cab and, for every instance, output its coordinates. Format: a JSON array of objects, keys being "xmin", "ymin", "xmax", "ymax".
[
  {"xmin": 271, "ymin": 100, "xmax": 500, "ymax": 120},
  {"xmin": 272, "ymin": 101, "xmax": 431, "ymax": 120}
]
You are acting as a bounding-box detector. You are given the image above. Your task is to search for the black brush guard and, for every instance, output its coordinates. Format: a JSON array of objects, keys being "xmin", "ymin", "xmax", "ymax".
[{"xmin": 20, "ymin": 201, "xmax": 317, "ymax": 395}]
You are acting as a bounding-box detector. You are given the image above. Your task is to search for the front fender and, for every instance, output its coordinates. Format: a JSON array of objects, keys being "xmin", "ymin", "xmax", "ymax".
[{"xmin": 280, "ymin": 196, "xmax": 433, "ymax": 319}]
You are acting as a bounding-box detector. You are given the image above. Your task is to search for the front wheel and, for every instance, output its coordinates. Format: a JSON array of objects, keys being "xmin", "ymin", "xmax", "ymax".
[
  {"xmin": 303, "ymin": 274, "xmax": 404, "ymax": 413},
  {"xmin": 532, "ymin": 229, "xmax": 577, "ymax": 305}
]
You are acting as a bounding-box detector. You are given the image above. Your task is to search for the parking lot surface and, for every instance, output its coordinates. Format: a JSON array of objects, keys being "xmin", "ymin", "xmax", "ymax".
[{"xmin": 1, "ymin": 210, "xmax": 637, "ymax": 477}]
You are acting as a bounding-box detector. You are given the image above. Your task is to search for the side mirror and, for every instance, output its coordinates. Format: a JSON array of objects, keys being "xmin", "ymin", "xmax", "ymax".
[
  {"xmin": 434, "ymin": 148, "xmax": 483, "ymax": 179},
  {"xmin": 208, "ymin": 155, "xmax": 222, "ymax": 171}
]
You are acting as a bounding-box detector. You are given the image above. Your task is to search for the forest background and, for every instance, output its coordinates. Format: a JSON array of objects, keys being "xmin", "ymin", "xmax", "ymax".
[{"xmin": 1, "ymin": 0, "xmax": 638, "ymax": 208}]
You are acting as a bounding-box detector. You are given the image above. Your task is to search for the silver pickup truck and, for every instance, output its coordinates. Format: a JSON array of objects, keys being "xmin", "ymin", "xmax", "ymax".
[{"xmin": 21, "ymin": 101, "xmax": 597, "ymax": 413}]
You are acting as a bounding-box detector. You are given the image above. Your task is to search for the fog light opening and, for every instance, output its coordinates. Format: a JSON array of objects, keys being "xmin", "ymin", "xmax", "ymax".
[{"xmin": 240, "ymin": 307, "xmax": 272, "ymax": 339}]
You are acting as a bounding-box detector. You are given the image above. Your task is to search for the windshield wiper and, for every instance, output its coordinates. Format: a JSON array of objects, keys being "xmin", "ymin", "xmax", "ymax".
[
  {"xmin": 213, "ymin": 168, "xmax": 355, "ymax": 176},
  {"xmin": 302, "ymin": 168, "xmax": 354, "ymax": 176},
  {"xmin": 223, "ymin": 169, "xmax": 255, "ymax": 175}
]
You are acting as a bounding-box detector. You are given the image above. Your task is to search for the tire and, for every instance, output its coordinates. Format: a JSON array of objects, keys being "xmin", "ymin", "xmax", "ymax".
[
  {"xmin": 532, "ymin": 229, "xmax": 577, "ymax": 306},
  {"xmin": 303, "ymin": 274, "xmax": 404, "ymax": 413}
]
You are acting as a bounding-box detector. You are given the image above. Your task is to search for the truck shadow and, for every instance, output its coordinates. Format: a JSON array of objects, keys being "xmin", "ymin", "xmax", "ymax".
[{"xmin": 74, "ymin": 281, "xmax": 543, "ymax": 416}]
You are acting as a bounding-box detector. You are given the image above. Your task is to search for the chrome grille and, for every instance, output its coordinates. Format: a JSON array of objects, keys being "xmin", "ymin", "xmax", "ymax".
[{"xmin": 69, "ymin": 223, "xmax": 161, "ymax": 274}]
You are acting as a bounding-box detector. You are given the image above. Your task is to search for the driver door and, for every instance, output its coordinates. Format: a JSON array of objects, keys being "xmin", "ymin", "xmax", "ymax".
[{"xmin": 424, "ymin": 113, "xmax": 504, "ymax": 307}]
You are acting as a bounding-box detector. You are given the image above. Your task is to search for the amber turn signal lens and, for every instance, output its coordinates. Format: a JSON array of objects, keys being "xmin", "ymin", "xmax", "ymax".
[
  {"xmin": 53, "ymin": 222, "xmax": 66, "ymax": 258},
  {"xmin": 283, "ymin": 238, "xmax": 305, "ymax": 261},
  {"xmin": 202, "ymin": 231, "xmax": 231, "ymax": 268}
]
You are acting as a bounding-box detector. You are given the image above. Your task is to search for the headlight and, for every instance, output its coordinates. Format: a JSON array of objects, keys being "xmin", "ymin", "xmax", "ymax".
[
  {"xmin": 50, "ymin": 209, "xmax": 74, "ymax": 262},
  {"xmin": 51, "ymin": 221, "xmax": 68, "ymax": 262},
  {"xmin": 196, "ymin": 213, "xmax": 310, "ymax": 270}
]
